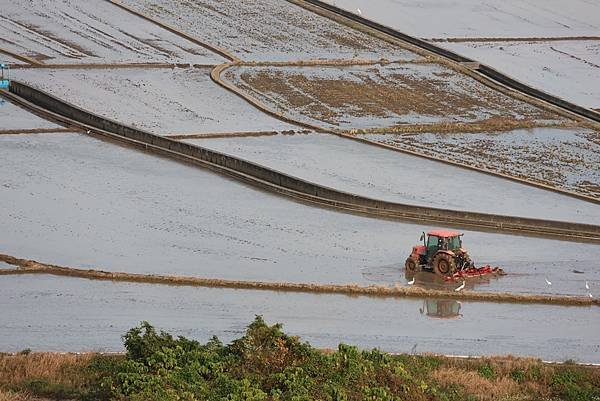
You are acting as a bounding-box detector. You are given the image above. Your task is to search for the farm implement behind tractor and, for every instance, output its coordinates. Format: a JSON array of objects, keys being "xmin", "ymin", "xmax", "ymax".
[{"xmin": 405, "ymin": 230, "xmax": 504, "ymax": 281}]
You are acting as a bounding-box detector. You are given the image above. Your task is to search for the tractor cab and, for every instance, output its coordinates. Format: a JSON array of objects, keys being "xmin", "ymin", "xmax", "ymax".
[
  {"xmin": 424, "ymin": 230, "xmax": 463, "ymax": 263},
  {"xmin": 405, "ymin": 229, "xmax": 473, "ymax": 276},
  {"xmin": 0, "ymin": 63, "xmax": 9, "ymax": 89}
]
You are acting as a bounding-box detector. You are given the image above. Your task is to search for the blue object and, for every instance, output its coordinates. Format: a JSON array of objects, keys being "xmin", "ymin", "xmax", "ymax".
[{"xmin": 0, "ymin": 79, "xmax": 8, "ymax": 89}]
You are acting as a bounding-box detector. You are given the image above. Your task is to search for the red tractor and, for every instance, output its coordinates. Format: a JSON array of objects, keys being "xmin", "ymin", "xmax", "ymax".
[{"xmin": 405, "ymin": 230, "xmax": 474, "ymax": 276}]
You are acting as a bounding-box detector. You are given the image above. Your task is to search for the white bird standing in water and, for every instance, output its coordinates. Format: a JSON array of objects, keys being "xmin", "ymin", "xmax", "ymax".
[
  {"xmin": 356, "ymin": 8, "xmax": 362, "ymax": 15},
  {"xmin": 407, "ymin": 278, "xmax": 415, "ymax": 285},
  {"xmin": 545, "ymin": 277, "xmax": 552, "ymax": 286},
  {"xmin": 585, "ymin": 281, "xmax": 590, "ymax": 290},
  {"xmin": 454, "ymin": 280, "xmax": 466, "ymax": 292},
  {"xmin": 589, "ymin": 293, "xmax": 593, "ymax": 298}
]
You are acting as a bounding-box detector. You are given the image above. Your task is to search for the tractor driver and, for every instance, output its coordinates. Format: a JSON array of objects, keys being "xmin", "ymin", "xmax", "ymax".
[{"xmin": 439, "ymin": 237, "xmax": 449, "ymax": 250}]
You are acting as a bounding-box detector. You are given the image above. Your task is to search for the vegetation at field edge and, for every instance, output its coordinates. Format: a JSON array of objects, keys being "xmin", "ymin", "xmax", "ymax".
[{"xmin": 0, "ymin": 317, "xmax": 598, "ymax": 401}]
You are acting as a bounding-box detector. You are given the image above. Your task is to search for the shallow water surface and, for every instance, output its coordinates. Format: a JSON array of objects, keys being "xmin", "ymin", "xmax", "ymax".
[{"xmin": 1, "ymin": 275, "xmax": 598, "ymax": 362}]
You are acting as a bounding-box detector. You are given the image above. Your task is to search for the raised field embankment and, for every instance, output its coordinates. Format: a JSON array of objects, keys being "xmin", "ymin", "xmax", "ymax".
[
  {"xmin": 4, "ymin": 80, "xmax": 600, "ymax": 243},
  {"xmin": 1, "ymin": 253, "xmax": 598, "ymax": 307}
]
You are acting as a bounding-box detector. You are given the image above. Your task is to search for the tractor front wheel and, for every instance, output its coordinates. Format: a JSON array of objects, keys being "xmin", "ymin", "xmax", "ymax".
[
  {"xmin": 432, "ymin": 253, "xmax": 456, "ymax": 276},
  {"xmin": 405, "ymin": 257, "xmax": 420, "ymax": 273}
]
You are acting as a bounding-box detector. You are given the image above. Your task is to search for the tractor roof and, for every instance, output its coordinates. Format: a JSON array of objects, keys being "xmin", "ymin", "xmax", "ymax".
[{"xmin": 427, "ymin": 229, "xmax": 461, "ymax": 238}]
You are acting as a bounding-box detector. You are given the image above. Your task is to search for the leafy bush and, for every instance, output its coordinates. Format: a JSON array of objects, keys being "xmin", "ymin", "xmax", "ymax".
[
  {"xmin": 4, "ymin": 318, "xmax": 599, "ymax": 401},
  {"xmin": 100, "ymin": 316, "xmax": 439, "ymax": 401}
]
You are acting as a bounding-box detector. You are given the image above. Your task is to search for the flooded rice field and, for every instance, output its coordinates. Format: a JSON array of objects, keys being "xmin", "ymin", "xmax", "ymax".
[
  {"xmin": 1, "ymin": 132, "xmax": 599, "ymax": 298},
  {"xmin": 443, "ymin": 40, "xmax": 600, "ymax": 109},
  {"xmin": 1, "ymin": 275, "xmax": 598, "ymax": 363},
  {"xmin": 0, "ymin": 0, "xmax": 225, "ymax": 64},
  {"xmin": 322, "ymin": 0, "xmax": 600, "ymax": 39},
  {"xmin": 323, "ymin": 0, "xmax": 600, "ymax": 111},
  {"xmin": 0, "ymin": 53, "xmax": 25, "ymax": 65},
  {"xmin": 1, "ymin": 0, "xmax": 599, "ymax": 363},
  {"xmin": 222, "ymin": 63, "xmax": 563, "ymax": 130},
  {"xmin": 13, "ymin": 67, "xmax": 296, "ymax": 135},
  {"xmin": 362, "ymin": 127, "xmax": 600, "ymax": 199},
  {"xmin": 0, "ymin": 99, "xmax": 63, "ymax": 131},
  {"xmin": 187, "ymin": 132, "xmax": 600, "ymax": 224},
  {"xmin": 119, "ymin": 0, "xmax": 419, "ymax": 62}
]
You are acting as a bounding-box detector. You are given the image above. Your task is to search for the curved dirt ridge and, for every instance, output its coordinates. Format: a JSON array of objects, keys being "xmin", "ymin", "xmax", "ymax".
[
  {"xmin": 4, "ymin": 81, "xmax": 600, "ymax": 243},
  {"xmin": 97, "ymin": 0, "xmax": 600, "ymax": 202},
  {"xmin": 1, "ymin": 253, "xmax": 597, "ymax": 307},
  {"xmin": 211, "ymin": 63, "xmax": 600, "ymax": 205}
]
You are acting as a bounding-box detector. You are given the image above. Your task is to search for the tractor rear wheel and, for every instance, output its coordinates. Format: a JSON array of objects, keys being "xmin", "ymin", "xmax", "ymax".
[
  {"xmin": 432, "ymin": 253, "xmax": 456, "ymax": 276},
  {"xmin": 405, "ymin": 257, "xmax": 420, "ymax": 273}
]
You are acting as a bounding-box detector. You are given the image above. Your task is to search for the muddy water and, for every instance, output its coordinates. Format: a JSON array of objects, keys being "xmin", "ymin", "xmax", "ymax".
[
  {"xmin": 188, "ymin": 133, "xmax": 600, "ymax": 225},
  {"xmin": 1, "ymin": 133, "xmax": 600, "ymax": 298},
  {"xmin": 0, "ymin": 275, "xmax": 598, "ymax": 362}
]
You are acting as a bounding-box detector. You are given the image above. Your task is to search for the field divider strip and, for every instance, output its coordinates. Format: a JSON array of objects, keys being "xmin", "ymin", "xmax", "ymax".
[
  {"xmin": 211, "ymin": 64, "xmax": 600, "ymax": 204},
  {"xmin": 166, "ymin": 130, "xmax": 309, "ymax": 140},
  {"xmin": 428, "ymin": 36, "xmax": 600, "ymax": 43},
  {"xmin": 105, "ymin": 0, "xmax": 240, "ymax": 62},
  {"xmin": 3, "ymin": 82, "xmax": 600, "ymax": 243},
  {"xmin": 210, "ymin": 63, "xmax": 330, "ymax": 132},
  {"xmin": 10, "ymin": 63, "xmax": 219, "ymax": 70},
  {"xmin": 290, "ymin": 0, "xmax": 600, "ymax": 125},
  {"xmin": 0, "ymin": 253, "xmax": 597, "ymax": 307},
  {"xmin": 0, "ymin": 47, "xmax": 43, "ymax": 65},
  {"xmin": 0, "ymin": 128, "xmax": 79, "ymax": 135}
]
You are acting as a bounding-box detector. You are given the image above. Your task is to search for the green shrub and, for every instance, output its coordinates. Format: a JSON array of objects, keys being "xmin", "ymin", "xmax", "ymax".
[{"xmin": 477, "ymin": 364, "xmax": 495, "ymax": 380}]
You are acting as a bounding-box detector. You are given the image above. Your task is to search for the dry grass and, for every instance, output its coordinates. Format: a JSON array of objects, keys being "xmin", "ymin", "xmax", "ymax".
[
  {"xmin": 433, "ymin": 367, "xmax": 524, "ymax": 400},
  {"xmin": 0, "ymin": 389, "xmax": 38, "ymax": 401},
  {"xmin": 352, "ymin": 118, "xmax": 572, "ymax": 135},
  {"xmin": 0, "ymin": 353, "xmax": 92, "ymax": 389},
  {"xmin": 434, "ymin": 355, "xmax": 600, "ymax": 400}
]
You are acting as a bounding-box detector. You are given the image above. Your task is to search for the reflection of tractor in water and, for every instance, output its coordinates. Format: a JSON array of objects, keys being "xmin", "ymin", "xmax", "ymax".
[
  {"xmin": 405, "ymin": 230, "xmax": 474, "ymax": 276},
  {"xmin": 420, "ymin": 299, "xmax": 462, "ymax": 319}
]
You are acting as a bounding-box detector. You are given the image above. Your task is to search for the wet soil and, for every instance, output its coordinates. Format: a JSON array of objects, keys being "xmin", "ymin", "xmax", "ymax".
[
  {"xmin": 364, "ymin": 127, "xmax": 600, "ymax": 199},
  {"xmin": 224, "ymin": 64, "xmax": 563, "ymax": 129},
  {"xmin": 120, "ymin": 0, "xmax": 418, "ymax": 62},
  {"xmin": 0, "ymin": 0, "xmax": 224, "ymax": 64}
]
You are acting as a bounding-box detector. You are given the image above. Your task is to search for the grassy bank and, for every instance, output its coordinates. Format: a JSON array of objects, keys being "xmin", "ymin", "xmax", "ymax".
[{"xmin": 0, "ymin": 317, "xmax": 598, "ymax": 401}]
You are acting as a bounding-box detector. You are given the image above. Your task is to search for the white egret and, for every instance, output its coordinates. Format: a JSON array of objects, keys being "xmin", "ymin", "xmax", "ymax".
[
  {"xmin": 585, "ymin": 281, "xmax": 590, "ymax": 290},
  {"xmin": 356, "ymin": 8, "xmax": 362, "ymax": 15},
  {"xmin": 545, "ymin": 278, "xmax": 552, "ymax": 286},
  {"xmin": 454, "ymin": 280, "xmax": 466, "ymax": 292},
  {"xmin": 407, "ymin": 278, "xmax": 415, "ymax": 285}
]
